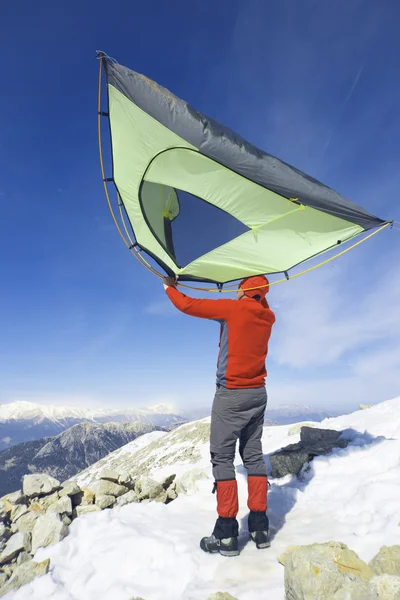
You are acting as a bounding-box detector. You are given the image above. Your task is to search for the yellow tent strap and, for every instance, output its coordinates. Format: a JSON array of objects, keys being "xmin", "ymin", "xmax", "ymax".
[{"xmin": 97, "ymin": 55, "xmax": 392, "ymax": 294}]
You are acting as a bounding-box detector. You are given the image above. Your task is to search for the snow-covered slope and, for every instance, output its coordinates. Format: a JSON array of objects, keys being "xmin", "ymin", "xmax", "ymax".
[
  {"xmin": 4, "ymin": 397, "xmax": 400, "ymax": 600},
  {"xmin": 0, "ymin": 401, "xmax": 186, "ymax": 450},
  {"xmin": 0, "ymin": 400, "xmax": 181, "ymax": 423}
]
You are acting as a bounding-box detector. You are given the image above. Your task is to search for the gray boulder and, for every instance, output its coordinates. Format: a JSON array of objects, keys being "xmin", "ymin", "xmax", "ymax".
[
  {"xmin": 369, "ymin": 545, "xmax": 400, "ymax": 576},
  {"xmin": 118, "ymin": 472, "xmax": 135, "ymax": 488},
  {"xmin": 0, "ymin": 531, "xmax": 31, "ymax": 564},
  {"xmin": 0, "ymin": 523, "xmax": 11, "ymax": 548},
  {"xmin": 11, "ymin": 511, "xmax": 40, "ymax": 535},
  {"xmin": 0, "ymin": 571, "xmax": 8, "ymax": 587},
  {"xmin": 2, "ymin": 491, "xmax": 27, "ymax": 506},
  {"xmin": 10, "ymin": 504, "xmax": 29, "ymax": 523},
  {"xmin": 161, "ymin": 474, "xmax": 176, "ymax": 490},
  {"xmin": 166, "ymin": 483, "xmax": 178, "ymax": 502},
  {"xmin": 99, "ymin": 468, "xmax": 120, "ymax": 483},
  {"xmin": 0, "ymin": 558, "xmax": 50, "ymax": 598},
  {"xmin": 0, "ymin": 500, "xmax": 6, "ymax": 522},
  {"xmin": 88, "ymin": 480, "xmax": 128, "ymax": 499},
  {"xmin": 116, "ymin": 490, "xmax": 140, "ymax": 507},
  {"xmin": 370, "ymin": 574, "xmax": 400, "ymax": 599},
  {"xmin": 282, "ymin": 541, "xmax": 372, "ymax": 600},
  {"xmin": 23, "ymin": 474, "xmax": 60, "ymax": 498},
  {"xmin": 59, "ymin": 482, "xmax": 81, "ymax": 498},
  {"xmin": 47, "ymin": 495, "xmax": 73, "ymax": 516},
  {"xmin": 270, "ymin": 427, "xmax": 350, "ymax": 478},
  {"xmin": 95, "ymin": 494, "xmax": 115, "ymax": 510},
  {"xmin": 135, "ymin": 478, "xmax": 167, "ymax": 503},
  {"xmin": 73, "ymin": 505, "xmax": 101, "ymax": 518},
  {"xmin": 31, "ymin": 512, "xmax": 68, "ymax": 554},
  {"xmin": 16, "ymin": 552, "xmax": 32, "ymax": 567}
]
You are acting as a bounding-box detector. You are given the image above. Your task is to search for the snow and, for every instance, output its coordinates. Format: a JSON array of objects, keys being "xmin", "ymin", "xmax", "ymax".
[
  {"xmin": 3, "ymin": 397, "xmax": 400, "ymax": 600},
  {"xmin": 0, "ymin": 400, "xmax": 180, "ymax": 424}
]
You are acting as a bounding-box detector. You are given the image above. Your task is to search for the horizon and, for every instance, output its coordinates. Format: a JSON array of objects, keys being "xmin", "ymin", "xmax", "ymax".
[{"xmin": 1, "ymin": 0, "xmax": 399, "ymax": 415}]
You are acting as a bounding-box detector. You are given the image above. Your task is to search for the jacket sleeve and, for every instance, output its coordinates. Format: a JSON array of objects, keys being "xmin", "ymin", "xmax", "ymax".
[{"xmin": 165, "ymin": 287, "xmax": 233, "ymax": 320}]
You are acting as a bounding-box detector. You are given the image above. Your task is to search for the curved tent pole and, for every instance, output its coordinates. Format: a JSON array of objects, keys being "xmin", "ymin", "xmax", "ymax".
[{"xmin": 97, "ymin": 54, "xmax": 392, "ymax": 293}]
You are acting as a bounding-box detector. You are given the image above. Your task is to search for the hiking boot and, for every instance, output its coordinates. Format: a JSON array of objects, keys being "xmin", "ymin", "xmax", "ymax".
[
  {"xmin": 250, "ymin": 530, "xmax": 270, "ymax": 549},
  {"xmin": 200, "ymin": 534, "xmax": 240, "ymax": 557}
]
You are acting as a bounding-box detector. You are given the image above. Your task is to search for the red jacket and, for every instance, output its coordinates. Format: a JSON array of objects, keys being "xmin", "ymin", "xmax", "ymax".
[{"xmin": 165, "ymin": 287, "xmax": 275, "ymax": 389}]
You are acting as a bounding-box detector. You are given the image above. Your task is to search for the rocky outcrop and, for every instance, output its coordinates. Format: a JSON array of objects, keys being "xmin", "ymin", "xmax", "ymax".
[
  {"xmin": 0, "ymin": 421, "xmax": 158, "ymax": 496},
  {"xmin": 369, "ymin": 545, "xmax": 400, "ymax": 576},
  {"xmin": 0, "ymin": 469, "xmax": 178, "ymax": 595},
  {"xmin": 270, "ymin": 427, "xmax": 350, "ymax": 478},
  {"xmin": 281, "ymin": 541, "xmax": 400, "ymax": 599}
]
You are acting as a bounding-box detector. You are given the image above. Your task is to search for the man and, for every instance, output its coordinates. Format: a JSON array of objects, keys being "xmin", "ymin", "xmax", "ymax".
[{"xmin": 163, "ymin": 275, "xmax": 275, "ymax": 557}]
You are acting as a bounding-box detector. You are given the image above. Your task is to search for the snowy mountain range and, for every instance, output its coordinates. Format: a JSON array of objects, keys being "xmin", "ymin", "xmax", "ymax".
[
  {"xmin": 6, "ymin": 396, "xmax": 399, "ymax": 600},
  {"xmin": 0, "ymin": 401, "xmax": 186, "ymax": 450},
  {"xmin": 0, "ymin": 420, "xmax": 159, "ymax": 497}
]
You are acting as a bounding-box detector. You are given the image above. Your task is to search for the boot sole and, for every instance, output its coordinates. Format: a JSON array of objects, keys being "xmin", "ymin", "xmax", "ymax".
[
  {"xmin": 250, "ymin": 534, "xmax": 271, "ymax": 549},
  {"xmin": 219, "ymin": 549, "xmax": 240, "ymax": 557}
]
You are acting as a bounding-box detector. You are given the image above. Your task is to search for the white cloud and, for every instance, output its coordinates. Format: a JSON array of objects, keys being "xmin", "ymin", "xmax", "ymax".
[{"xmin": 270, "ymin": 251, "xmax": 400, "ymax": 370}]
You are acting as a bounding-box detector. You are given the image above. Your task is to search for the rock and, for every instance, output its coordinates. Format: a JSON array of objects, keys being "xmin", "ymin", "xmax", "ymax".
[
  {"xmin": 175, "ymin": 469, "xmax": 209, "ymax": 494},
  {"xmin": 0, "ymin": 532, "xmax": 31, "ymax": 563},
  {"xmin": 0, "ymin": 500, "xmax": 12, "ymax": 519},
  {"xmin": 73, "ymin": 488, "xmax": 95, "ymax": 507},
  {"xmin": 16, "ymin": 552, "xmax": 32, "ymax": 567},
  {"xmin": 59, "ymin": 482, "xmax": 81, "ymax": 498},
  {"xmin": 10, "ymin": 505, "xmax": 29, "ymax": 523},
  {"xmin": 0, "ymin": 501, "xmax": 7, "ymax": 522},
  {"xmin": 359, "ymin": 404, "xmax": 374, "ymax": 410},
  {"xmin": 161, "ymin": 474, "xmax": 176, "ymax": 490},
  {"xmin": 283, "ymin": 541, "xmax": 372, "ymax": 600},
  {"xmin": 207, "ymin": 593, "xmax": 239, "ymax": 600},
  {"xmin": 135, "ymin": 478, "xmax": 167, "ymax": 502},
  {"xmin": 166, "ymin": 483, "xmax": 178, "ymax": 502},
  {"xmin": 116, "ymin": 490, "xmax": 140, "ymax": 507},
  {"xmin": 300, "ymin": 426, "xmax": 342, "ymax": 445},
  {"xmin": 47, "ymin": 496, "xmax": 73, "ymax": 516},
  {"xmin": 1, "ymin": 564, "xmax": 14, "ymax": 578},
  {"xmin": 0, "ymin": 522, "xmax": 11, "ymax": 544},
  {"xmin": 0, "ymin": 571, "xmax": 8, "ymax": 587},
  {"xmin": 0, "ymin": 559, "xmax": 50, "ymax": 597},
  {"xmin": 11, "ymin": 511, "xmax": 39, "ymax": 535},
  {"xmin": 95, "ymin": 494, "xmax": 115, "ymax": 510},
  {"xmin": 73, "ymin": 505, "xmax": 101, "ymax": 518},
  {"xmin": 370, "ymin": 574, "xmax": 400, "ymax": 599},
  {"xmin": 118, "ymin": 472, "xmax": 135, "ymax": 488},
  {"xmin": 89, "ymin": 480, "xmax": 129, "ymax": 499},
  {"xmin": 2, "ymin": 491, "xmax": 27, "ymax": 507},
  {"xmin": 369, "ymin": 545, "xmax": 400, "ymax": 576},
  {"xmin": 288, "ymin": 422, "xmax": 316, "ymax": 436},
  {"xmin": 23, "ymin": 474, "xmax": 60, "ymax": 498},
  {"xmin": 31, "ymin": 513, "xmax": 68, "ymax": 553},
  {"xmin": 270, "ymin": 445, "xmax": 311, "ymax": 478},
  {"xmin": 28, "ymin": 502, "xmax": 45, "ymax": 514},
  {"xmin": 99, "ymin": 468, "xmax": 120, "ymax": 483},
  {"xmin": 37, "ymin": 491, "xmax": 60, "ymax": 511},
  {"xmin": 61, "ymin": 515, "xmax": 72, "ymax": 527},
  {"xmin": 270, "ymin": 427, "xmax": 350, "ymax": 478}
]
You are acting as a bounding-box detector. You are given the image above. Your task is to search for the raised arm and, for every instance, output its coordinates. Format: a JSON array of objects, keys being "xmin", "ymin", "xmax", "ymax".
[{"xmin": 164, "ymin": 283, "xmax": 233, "ymax": 321}]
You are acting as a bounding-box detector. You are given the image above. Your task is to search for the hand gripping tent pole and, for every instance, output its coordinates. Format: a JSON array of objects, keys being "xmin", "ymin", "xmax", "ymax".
[{"xmin": 96, "ymin": 52, "xmax": 392, "ymax": 294}]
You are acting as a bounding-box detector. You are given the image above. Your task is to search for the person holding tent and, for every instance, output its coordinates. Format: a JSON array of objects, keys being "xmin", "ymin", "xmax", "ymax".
[{"xmin": 163, "ymin": 275, "xmax": 275, "ymax": 557}]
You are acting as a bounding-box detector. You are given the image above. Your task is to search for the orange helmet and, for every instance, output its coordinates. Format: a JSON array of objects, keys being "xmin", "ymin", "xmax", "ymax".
[{"xmin": 239, "ymin": 275, "xmax": 269, "ymax": 300}]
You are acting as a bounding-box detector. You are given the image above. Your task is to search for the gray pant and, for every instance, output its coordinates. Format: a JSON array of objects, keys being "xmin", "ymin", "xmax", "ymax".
[{"xmin": 210, "ymin": 386, "xmax": 268, "ymax": 481}]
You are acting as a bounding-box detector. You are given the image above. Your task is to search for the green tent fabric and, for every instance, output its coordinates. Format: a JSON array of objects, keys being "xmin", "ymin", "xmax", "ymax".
[{"xmin": 100, "ymin": 55, "xmax": 387, "ymax": 284}]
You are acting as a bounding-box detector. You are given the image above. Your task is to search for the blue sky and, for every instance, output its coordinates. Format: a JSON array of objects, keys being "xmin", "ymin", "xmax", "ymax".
[{"xmin": 1, "ymin": 0, "xmax": 399, "ymax": 415}]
